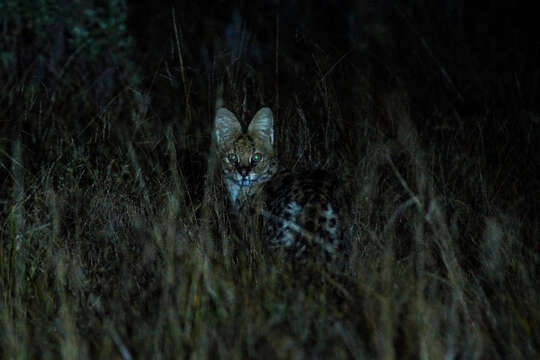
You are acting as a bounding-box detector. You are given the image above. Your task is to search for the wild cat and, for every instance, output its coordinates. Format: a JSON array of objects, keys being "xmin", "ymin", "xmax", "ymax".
[{"xmin": 214, "ymin": 106, "xmax": 345, "ymax": 261}]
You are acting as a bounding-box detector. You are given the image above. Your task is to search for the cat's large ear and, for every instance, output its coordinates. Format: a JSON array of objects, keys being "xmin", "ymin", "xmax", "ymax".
[
  {"xmin": 215, "ymin": 108, "xmax": 241, "ymax": 147},
  {"xmin": 248, "ymin": 107, "xmax": 274, "ymax": 145}
]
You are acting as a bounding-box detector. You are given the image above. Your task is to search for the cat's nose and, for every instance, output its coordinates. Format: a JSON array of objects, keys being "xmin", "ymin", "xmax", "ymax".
[{"xmin": 238, "ymin": 166, "xmax": 250, "ymax": 177}]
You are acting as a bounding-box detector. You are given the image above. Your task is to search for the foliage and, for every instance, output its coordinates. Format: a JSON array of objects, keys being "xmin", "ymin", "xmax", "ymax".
[{"xmin": 0, "ymin": 0, "xmax": 137, "ymax": 91}]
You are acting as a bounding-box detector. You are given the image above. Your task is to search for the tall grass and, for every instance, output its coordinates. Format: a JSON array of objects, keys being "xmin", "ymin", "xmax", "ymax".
[{"xmin": 1, "ymin": 2, "xmax": 539, "ymax": 359}]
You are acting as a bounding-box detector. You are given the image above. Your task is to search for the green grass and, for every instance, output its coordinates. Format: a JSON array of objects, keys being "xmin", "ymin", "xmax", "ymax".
[{"xmin": 1, "ymin": 4, "xmax": 539, "ymax": 359}]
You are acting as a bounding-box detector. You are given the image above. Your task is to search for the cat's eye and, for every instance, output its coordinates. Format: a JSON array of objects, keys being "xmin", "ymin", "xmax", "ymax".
[
  {"xmin": 228, "ymin": 153, "xmax": 239, "ymax": 164},
  {"xmin": 252, "ymin": 153, "xmax": 262, "ymax": 163}
]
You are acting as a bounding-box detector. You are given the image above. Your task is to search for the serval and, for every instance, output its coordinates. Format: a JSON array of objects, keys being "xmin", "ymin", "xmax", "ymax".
[{"xmin": 214, "ymin": 106, "xmax": 346, "ymax": 262}]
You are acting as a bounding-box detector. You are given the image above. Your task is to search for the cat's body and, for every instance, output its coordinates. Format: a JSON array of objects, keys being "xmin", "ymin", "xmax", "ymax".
[{"xmin": 214, "ymin": 107, "xmax": 345, "ymax": 260}]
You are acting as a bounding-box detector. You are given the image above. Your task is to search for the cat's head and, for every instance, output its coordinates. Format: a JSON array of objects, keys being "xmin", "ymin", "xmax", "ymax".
[{"xmin": 214, "ymin": 107, "xmax": 278, "ymax": 189}]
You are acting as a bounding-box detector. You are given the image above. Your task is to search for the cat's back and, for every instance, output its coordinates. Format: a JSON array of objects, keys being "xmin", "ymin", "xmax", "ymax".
[
  {"xmin": 261, "ymin": 169, "xmax": 345, "ymax": 259},
  {"xmin": 264, "ymin": 169, "xmax": 339, "ymax": 208}
]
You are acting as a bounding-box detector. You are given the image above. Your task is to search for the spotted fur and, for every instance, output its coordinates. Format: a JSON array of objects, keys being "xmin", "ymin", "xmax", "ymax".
[{"xmin": 214, "ymin": 107, "xmax": 344, "ymax": 260}]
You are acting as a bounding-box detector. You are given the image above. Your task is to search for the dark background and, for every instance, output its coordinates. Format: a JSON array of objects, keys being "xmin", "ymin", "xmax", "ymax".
[{"xmin": 131, "ymin": 0, "xmax": 539, "ymax": 216}]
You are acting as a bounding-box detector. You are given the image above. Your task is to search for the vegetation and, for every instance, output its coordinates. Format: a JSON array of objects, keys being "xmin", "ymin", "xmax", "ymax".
[{"xmin": 1, "ymin": 1, "xmax": 538, "ymax": 358}]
